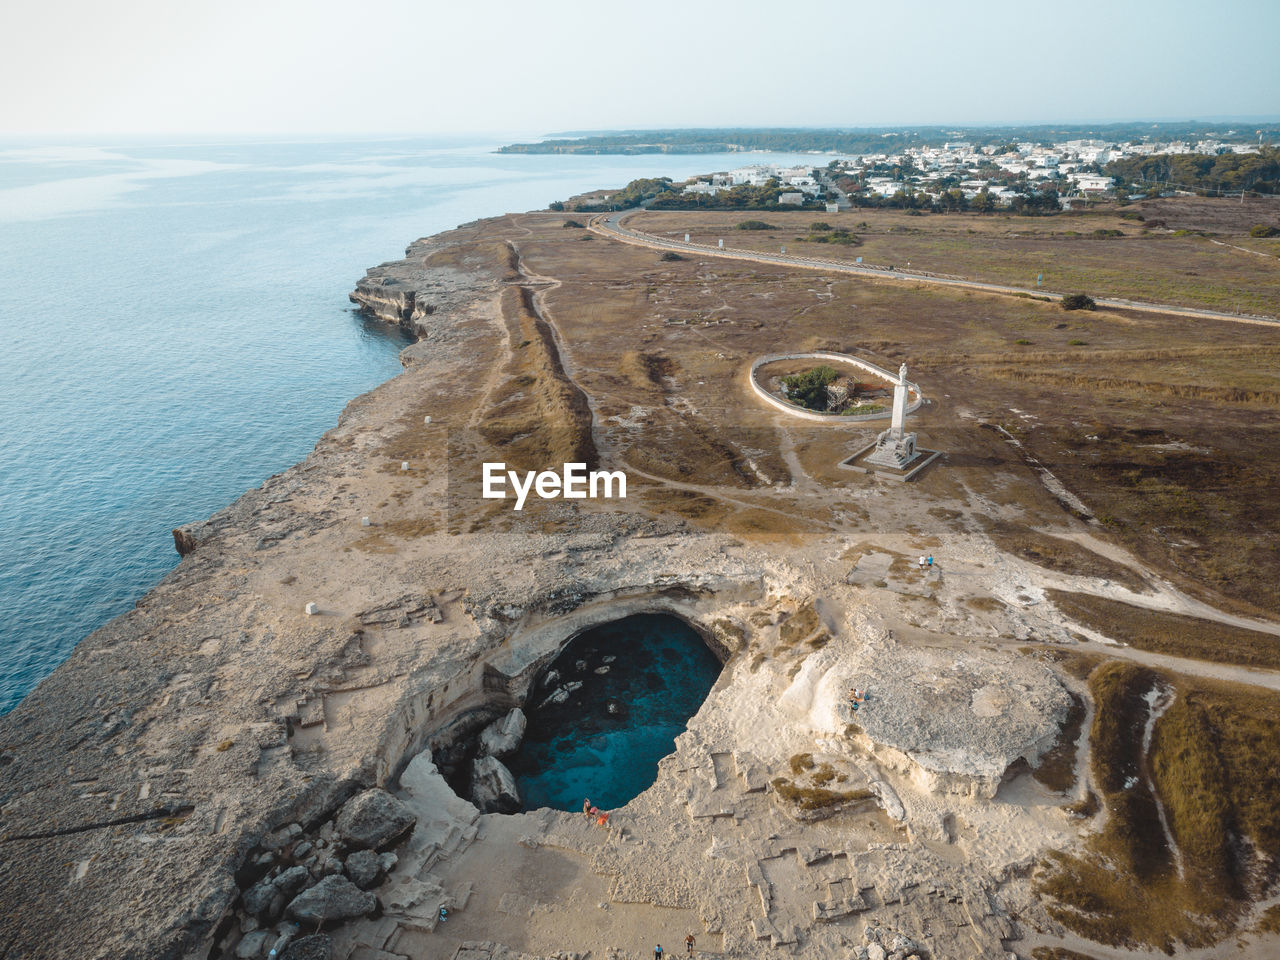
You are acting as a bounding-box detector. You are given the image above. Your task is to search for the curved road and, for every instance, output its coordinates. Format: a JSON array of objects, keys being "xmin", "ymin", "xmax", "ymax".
[{"xmin": 590, "ymin": 210, "xmax": 1278, "ymax": 327}]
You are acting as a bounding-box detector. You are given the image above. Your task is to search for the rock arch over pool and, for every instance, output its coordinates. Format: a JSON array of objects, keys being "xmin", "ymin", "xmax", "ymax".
[{"xmin": 506, "ymin": 612, "xmax": 723, "ymax": 813}]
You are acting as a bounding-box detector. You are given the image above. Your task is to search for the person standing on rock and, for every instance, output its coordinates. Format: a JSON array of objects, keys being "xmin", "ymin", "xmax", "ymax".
[
  {"xmin": 583, "ymin": 798, "xmax": 592, "ymax": 820},
  {"xmin": 918, "ymin": 556, "xmax": 926, "ymax": 572},
  {"xmin": 685, "ymin": 933, "xmax": 696, "ymax": 954},
  {"xmin": 654, "ymin": 945, "xmax": 664, "ymax": 959}
]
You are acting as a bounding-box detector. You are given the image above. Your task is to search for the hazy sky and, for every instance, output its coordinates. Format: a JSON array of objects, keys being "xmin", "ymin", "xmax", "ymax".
[{"xmin": 3, "ymin": 0, "xmax": 1277, "ymax": 136}]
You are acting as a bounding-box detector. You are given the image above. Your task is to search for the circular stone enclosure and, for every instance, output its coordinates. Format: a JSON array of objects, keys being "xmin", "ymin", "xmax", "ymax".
[{"xmin": 750, "ymin": 351, "xmax": 923, "ymax": 422}]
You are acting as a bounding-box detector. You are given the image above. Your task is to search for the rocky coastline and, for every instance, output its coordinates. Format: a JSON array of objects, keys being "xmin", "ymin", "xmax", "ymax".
[{"xmin": 3, "ymin": 209, "xmax": 1240, "ymax": 960}]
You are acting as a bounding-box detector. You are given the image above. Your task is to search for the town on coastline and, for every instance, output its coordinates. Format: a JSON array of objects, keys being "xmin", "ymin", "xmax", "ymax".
[{"xmin": 559, "ymin": 136, "xmax": 1277, "ymax": 217}]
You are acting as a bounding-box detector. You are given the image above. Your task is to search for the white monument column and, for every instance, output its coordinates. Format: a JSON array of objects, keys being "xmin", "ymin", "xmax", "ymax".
[
  {"xmin": 866, "ymin": 361, "xmax": 921, "ymax": 470},
  {"xmin": 889, "ymin": 362, "xmax": 908, "ymax": 437}
]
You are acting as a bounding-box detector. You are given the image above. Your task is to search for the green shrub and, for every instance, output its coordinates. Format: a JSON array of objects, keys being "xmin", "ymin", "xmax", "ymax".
[
  {"xmin": 737, "ymin": 220, "xmax": 777, "ymax": 230},
  {"xmin": 561, "ymin": 219, "xmax": 584, "ymax": 228},
  {"xmin": 1249, "ymin": 224, "xmax": 1279, "ymax": 238},
  {"xmin": 659, "ymin": 251, "xmax": 685, "ymax": 261},
  {"xmin": 810, "ymin": 221, "xmax": 832, "ymax": 231},
  {"xmin": 1062, "ymin": 293, "xmax": 1097, "ymax": 311},
  {"xmin": 781, "ymin": 366, "xmax": 838, "ymax": 411}
]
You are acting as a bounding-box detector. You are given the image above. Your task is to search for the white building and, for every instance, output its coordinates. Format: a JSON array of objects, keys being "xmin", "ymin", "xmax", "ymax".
[
  {"xmin": 865, "ymin": 178, "xmax": 905, "ymax": 197},
  {"xmin": 1074, "ymin": 174, "xmax": 1115, "ymax": 193}
]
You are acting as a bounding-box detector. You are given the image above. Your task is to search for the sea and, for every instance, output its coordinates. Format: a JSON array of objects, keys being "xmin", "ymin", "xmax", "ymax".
[{"xmin": 0, "ymin": 135, "xmax": 825, "ymax": 714}]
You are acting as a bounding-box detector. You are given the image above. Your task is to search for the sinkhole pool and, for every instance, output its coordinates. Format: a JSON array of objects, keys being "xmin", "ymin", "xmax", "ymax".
[{"xmin": 507, "ymin": 613, "xmax": 723, "ymax": 813}]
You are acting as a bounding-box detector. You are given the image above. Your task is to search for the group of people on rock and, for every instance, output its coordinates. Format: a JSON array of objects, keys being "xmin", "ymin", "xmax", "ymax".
[
  {"xmin": 582, "ymin": 797, "xmax": 610, "ymax": 827},
  {"xmin": 653, "ymin": 934, "xmax": 697, "ymax": 957},
  {"xmin": 848, "ymin": 686, "xmax": 869, "ymax": 712}
]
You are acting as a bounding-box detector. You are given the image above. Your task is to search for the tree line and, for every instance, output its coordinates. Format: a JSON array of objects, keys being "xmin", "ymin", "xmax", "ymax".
[{"xmin": 1106, "ymin": 148, "xmax": 1280, "ymax": 196}]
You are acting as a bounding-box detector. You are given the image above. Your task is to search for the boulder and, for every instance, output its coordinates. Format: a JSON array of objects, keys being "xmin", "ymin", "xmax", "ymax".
[
  {"xmin": 886, "ymin": 933, "xmax": 918, "ymax": 954},
  {"xmin": 242, "ymin": 879, "xmax": 281, "ymax": 919},
  {"xmin": 318, "ymin": 856, "xmax": 343, "ymax": 878},
  {"xmin": 470, "ymin": 755, "xmax": 521, "ymax": 813},
  {"xmin": 334, "ymin": 788, "xmax": 416, "ymax": 851},
  {"xmin": 542, "ymin": 681, "xmax": 582, "ymax": 707},
  {"xmin": 274, "ymin": 865, "xmax": 310, "ymax": 897},
  {"xmin": 344, "ymin": 849, "xmax": 384, "ymax": 890},
  {"xmin": 478, "ymin": 708, "xmax": 527, "ymax": 758},
  {"xmin": 285, "ymin": 876, "xmax": 376, "ymax": 923},
  {"xmin": 235, "ymin": 930, "xmax": 272, "ymax": 959},
  {"xmin": 279, "ymin": 934, "xmax": 331, "ymax": 960}
]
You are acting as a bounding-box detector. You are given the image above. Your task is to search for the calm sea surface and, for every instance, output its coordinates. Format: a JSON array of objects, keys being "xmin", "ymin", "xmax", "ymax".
[{"xmin": 0, "ymin": 136, "xmax": 823, "ymax": 713}]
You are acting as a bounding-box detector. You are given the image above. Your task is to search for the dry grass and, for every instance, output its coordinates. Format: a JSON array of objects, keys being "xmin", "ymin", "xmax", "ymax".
[
  {"xmin": 788, "ymin": 752, "xmax": 815, "ymax": 775},
  {"xmin": 402, "ymin": 209, "xmax": 1280, "ymax": 629},
  {"xmin": 1009, "ymin": 420, "xmax": 1280, "ymax": 618},
  {"xmin": 778, "ymin": 601, "xmax": 821, "ymax": 646},
  {"xmin": 983, "ymin": 520, "xmax": 1147, "ymax": 591},
  {"xmin": 1031, "ymin": 691, "xmax": 1086, "ymax": 793},
  {"xmin": 983, "ymin": 366, "xmax": 1280, "ymax": 406},
  {"xmin": 478, "ymin": 285, "xmax": 597, "ymax": 472},
  {"xmin": 1037, "ymin": 661, "xmax": 1187, "ymax": 950},
  {"xmin": 1037, "ymin": 648, "xmax": 1106, "ymax": 681},
  {"xmin": 424, "ymin": 239, "xmax": 520, "ymax": 280},
  {"xmin": 1030, "ymin": 949, "xmax": 1103, "ymax": 960},
  {"xmin": 629, "ymin": 205, "xmax": 1280, "ymax": 315},
  {"xmin": 1039, "ymin": 662, "xmax": 1280, "ymax": 950},
  {"xmin": 1255, "ymin": 904, "xmax": 1280, "ymax": 935},
  {"xmin": 1048, "ymin": 590, "xmax": 1280, "ymax": 670},
  {"xmin": 770, "ymin": 777, "xmax": 873, "ymax": 812}
]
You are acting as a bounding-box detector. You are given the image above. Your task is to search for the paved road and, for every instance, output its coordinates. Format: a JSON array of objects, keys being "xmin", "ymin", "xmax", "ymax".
[{"xmin": 591, "ymin": 210, "xmax": 1279, "ymax": 327}]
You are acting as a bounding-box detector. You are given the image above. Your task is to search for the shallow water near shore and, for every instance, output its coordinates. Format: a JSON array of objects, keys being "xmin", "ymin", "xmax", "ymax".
[
  {"xmin": 508, "ymin": 613, "xmax": 722, "ymax": 813},
  {"xmin": 0, "ymin": 137, "xmax": 823, "ymax": 714}
]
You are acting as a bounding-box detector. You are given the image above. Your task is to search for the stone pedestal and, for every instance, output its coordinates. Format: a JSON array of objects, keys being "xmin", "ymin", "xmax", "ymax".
[{"xmin": 866, "ymin": 429, "xmax": 920, "ymax": 469}]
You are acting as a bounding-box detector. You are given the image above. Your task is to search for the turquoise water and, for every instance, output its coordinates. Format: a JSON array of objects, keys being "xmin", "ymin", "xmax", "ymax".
[
  {"xmin": 0, "ymin": 138, "xmax": 822, "ymax": 714},
  {"xmin": 508, "ymin": 614, "xmax": 722, "ymax": 812}
]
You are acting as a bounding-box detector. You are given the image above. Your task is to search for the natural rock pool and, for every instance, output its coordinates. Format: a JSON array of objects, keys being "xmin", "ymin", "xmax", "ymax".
[{"xmin": 507, "ymin": 613, "xmax": 722, "ymax": 813}]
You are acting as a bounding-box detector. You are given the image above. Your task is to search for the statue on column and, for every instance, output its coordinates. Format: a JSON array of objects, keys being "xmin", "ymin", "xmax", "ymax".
[{"xmin": 867, "ymin": 362, "xmax": 920, "ymax": 469}]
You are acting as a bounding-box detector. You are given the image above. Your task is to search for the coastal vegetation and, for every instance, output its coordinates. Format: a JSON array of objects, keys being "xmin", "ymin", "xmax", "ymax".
[
  {"xmin": 1060, "ymin": 293, "xmax": 1096, "ymax": 310},
  {"xmin": 1107, "ymin": 146, "xmax": 1280, "ymax": 196},
  {"xmin": 556, "ymin": 177, "xmax": 824, "ymax": 213},
  {"xmin": 780, "ymin": 366, "xmax": 838, "ymax": 411},
  {"xmin": 801, "ymin": 227, "xmax": 859, "ymax": 245},
  {"xmin": 499, "ymin": 123, "xmax": 1280, "ymax": 156}
]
